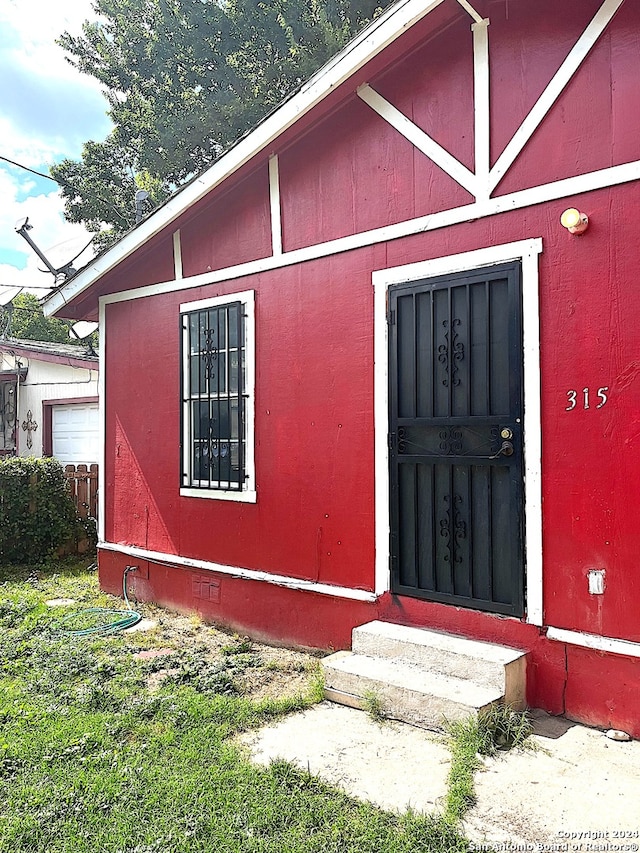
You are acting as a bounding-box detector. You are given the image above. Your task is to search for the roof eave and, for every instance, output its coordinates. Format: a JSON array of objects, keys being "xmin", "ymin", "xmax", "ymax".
[{"xmin": 43, "ymin": 0, "xmax": 448, "ymax": 319}]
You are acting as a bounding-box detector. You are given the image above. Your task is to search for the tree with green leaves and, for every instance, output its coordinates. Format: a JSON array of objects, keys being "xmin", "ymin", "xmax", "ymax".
[
  {"xmin": 6, "ymin": 293, "xmax": 80, "ymax": 345},
  {"xmin": 51, "ymin": 0, "xmax": 389, "ymax": 248}
]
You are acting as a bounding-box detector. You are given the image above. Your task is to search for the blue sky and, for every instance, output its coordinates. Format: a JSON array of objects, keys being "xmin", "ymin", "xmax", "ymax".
[{"xmin": 0, "ymin": 0, "xmax": 112, "ymax": 296}]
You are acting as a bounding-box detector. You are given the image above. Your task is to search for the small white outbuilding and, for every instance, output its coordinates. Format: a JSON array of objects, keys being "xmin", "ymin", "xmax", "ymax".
[{"xmin": 0, "ymin": 339, "xmax": 98, "ymax": 466}]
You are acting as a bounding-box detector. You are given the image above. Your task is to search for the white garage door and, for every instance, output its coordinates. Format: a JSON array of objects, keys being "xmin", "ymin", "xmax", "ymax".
[{"xmin": 52, "ymin": 403, "xmax": 100, "ymax": 465}]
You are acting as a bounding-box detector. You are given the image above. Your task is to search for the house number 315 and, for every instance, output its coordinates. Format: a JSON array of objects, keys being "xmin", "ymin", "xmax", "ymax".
[{"xmin": 565, "ymin": 387, "xmax": 609, "ymax": 411}]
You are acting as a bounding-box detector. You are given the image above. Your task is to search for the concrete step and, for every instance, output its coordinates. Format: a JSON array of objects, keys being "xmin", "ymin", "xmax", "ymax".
[
  {"xmin": 351, "ymin": 620, "xmax": 527, "ymax": 709},
  {"xmin": 322, "ymin": 621, "xmax": 528, "ymax": 729},
  {"xmin": 323, "ymin": 650, "xmax": 504, "ymax": 729}
]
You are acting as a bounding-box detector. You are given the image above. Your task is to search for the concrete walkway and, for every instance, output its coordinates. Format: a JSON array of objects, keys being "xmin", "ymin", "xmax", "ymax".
[{"xmin": 239, "ymin": 702, "xmax": 640, "ymax": 846}]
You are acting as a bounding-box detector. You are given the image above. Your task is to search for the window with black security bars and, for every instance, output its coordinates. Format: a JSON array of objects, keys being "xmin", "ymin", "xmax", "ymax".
[{"xmin": 182, "ymin": 301, "xmax": 245, "ymax": 490}]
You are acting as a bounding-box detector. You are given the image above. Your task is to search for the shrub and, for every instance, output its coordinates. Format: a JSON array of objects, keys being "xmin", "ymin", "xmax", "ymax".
[{"xmin": 0, "ymin": 457, "xmax": 81, "ymax": 564}]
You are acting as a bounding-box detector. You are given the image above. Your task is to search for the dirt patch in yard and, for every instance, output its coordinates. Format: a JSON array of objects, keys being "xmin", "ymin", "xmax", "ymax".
[
  {"xmin": 240, "ymin": 652, "xmax": 316, "ymax": 701},
  {"xmin": 122, "ymin": 602, "xmax": 321, "ymax": 701}
]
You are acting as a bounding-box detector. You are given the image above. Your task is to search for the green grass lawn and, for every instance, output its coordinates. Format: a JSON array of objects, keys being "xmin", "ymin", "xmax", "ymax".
[{"xmin": 0, "ymin": 559, "xmax": 468, "ymax": 853}]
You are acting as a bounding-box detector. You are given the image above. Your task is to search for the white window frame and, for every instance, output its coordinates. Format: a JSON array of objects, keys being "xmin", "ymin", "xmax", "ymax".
[{"xmin": 180, "ymin": 289, "xmax": 256, "ymax": 502}]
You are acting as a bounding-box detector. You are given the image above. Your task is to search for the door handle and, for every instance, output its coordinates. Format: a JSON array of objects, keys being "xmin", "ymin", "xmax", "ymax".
[{"xmin": 499, "ymin": 440, "xmax": 514, "ymax": 457}]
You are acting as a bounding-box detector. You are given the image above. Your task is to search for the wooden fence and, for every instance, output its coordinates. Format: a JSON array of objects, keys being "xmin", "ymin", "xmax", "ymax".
[{"xmin": 64, "ymin": 463, "xmax": 98, "ymax": 522}]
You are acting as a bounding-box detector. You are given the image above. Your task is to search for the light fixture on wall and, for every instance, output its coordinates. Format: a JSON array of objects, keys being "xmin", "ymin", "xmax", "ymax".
[{"xmin": 560, "ymin": 208, "xmax": 589, "ymax": 235}]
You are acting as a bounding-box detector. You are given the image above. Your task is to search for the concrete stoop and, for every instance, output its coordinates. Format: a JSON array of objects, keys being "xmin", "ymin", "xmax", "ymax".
[{"xmin": 322, "ymin": 620, "xmax": 527, "ymax": 730}]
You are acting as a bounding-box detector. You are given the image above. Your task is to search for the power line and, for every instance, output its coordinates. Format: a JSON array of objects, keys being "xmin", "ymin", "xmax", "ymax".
[
  {"xmin": 2, "ymin": 304, "xmax": 58, "ymax": 314},
  {"xmin": 0, "ymin": 155, "xmax": 58, "ymax": 183},
  {"xmin": 7, "ymin": 286, "xmax": 53, "ymax": 291},
  {"xmin": 2, "ymin": 152, "xmax": 154, "ymax": 230}
]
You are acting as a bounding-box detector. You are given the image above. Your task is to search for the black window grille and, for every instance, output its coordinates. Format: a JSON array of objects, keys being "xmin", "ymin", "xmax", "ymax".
[{"xmin": 182, "ymin": 301, "xmax": 245, "ymax": 490}]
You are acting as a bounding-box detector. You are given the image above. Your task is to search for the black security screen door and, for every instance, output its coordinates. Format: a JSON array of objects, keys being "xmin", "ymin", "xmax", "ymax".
[{"xmin": 388, "ymin": 262, "xmax": 525, "ymax": 616}]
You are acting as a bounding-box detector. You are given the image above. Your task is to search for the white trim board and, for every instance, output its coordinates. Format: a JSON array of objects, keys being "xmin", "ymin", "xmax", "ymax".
[
  {"xmin": 99, "ymin": 541, "xmax": 378, "ymax": 603},
  {"xmin": 173, "ymin": 230, "xmax": 183, "ymax": 280},
  {"xmin": 96, "ymin": 160, "xmax": 640, "ymax": 309},
  {"xmin": 547, "ymin": 627, "xmax": 640, "ymax": 659},
  {"xmin": 489, "ymin": 0, "xmax": 625, "ymax": 192},
  {"xmin": 472, "ymin": 18, "xmax": 490, "ymax": 200},
  {"xmin": 357, "ymin": 84, "xmax": 478, "ymax": 196},
  {"xmin": 268, "ymin": 155, "xmax": 283, "ymax": 256},
  {"xmin": 456, "ymin": 0, "xmax": 483, "ymax": 24},
  {"xmin": 97, "ymin": 299, "xmax": 106, "ymax": 543},
  {"xmin": 372, "ymin": 238, "xmax": 544, "ymax": 626}
]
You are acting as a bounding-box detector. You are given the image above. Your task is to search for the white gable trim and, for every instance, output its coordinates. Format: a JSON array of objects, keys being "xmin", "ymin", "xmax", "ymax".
[
  {"xmin": 173, "ymin": 230, "xmax": 183, "ymax": 279},
  {"xmin": 358, "ymin": 0, "xmax": 622, "ymax": 205},
  {"xmin": 455, "ymin": 0, "xmax": 483, "ymax": 24},
  {"xmin": 372, "ymin": 238, "xmax": 544, "ymax": 625},
  {"xmin": 269, "ymin": 155, "xmax": 283, "ymax": 256},
  {"xmin": 97, "ymin": 160, "xmax": 640, "ymax": 308},
  {"xmin": 489, "ymin": 0, "xmax": 625, "ymax": 192},
  {"xmin": 358, "ymin": 84, "xmax": 478, "ymax": 196},
  {"xmin": 44, "ymin": 0, "xmax": 448, "ymax": 317},
  {"xmin": 45, "ymin": 0, "xmax": 629, "ymax": 319},
  {"xmin": 472, "ymin": 19, "xmax": 491, "ymax": 201}
]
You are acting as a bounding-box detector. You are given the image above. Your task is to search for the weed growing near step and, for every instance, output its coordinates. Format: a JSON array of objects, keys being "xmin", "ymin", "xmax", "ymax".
[
  {"xmin": 362, "ymin": 689, "xmax": 387, "ymax": 723},
  {"xmin": 477, "ymin": 703, "xmax": 533, "ymax": 754},
  {"xmin": 444, "ymin": 705, "xmax": 533, "ymax": 824},
  {"xmin": 0, "ymin": 559, "xmax": 468, "ymax": 853}
]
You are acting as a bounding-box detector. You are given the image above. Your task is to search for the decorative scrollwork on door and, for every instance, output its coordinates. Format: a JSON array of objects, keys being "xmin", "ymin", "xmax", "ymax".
[
  {"xmin": 440, "ymin": 493, "xmax": 467, "ymax": 564},
  {"xmin": 439, "ymin": 497, "xmax": 452, "ymax": 561},
  {"xmin": 453, "ymin": 498, "xmax": 467, "ymax": 565},
  {"xmin": 438, "ymin": 318, "xmax": 464, "ymax": 387},
  {"xmin": 438, "ymin": 427, "xmax": 463, "ymax": 455}
]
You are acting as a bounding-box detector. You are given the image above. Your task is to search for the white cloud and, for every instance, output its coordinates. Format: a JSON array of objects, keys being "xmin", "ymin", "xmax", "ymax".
[
  {"xmin": 0, "ymin": 0, "xmax": 102, "ymax": 72},
  {"xmin": 0, "ymin": 0, "xmax": 111, "ymax": 164},
  {"xmin": 0, "ymin": 168, "xmax": 94, "ymax": 296},
  {"xmin": 0, "ymin": 117, "xmax": 73, "ymax": 168},
  {"xmin": 2, "ymin": 0, "xmax": 95, "ymax": 39},
  {"xmin": 0, "ymin": 0, "xmax": 105, "ymax": 286}
]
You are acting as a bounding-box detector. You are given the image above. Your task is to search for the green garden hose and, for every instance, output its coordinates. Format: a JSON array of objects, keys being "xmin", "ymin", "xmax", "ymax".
[{"xmin": 57, "ymin": 565, "xmax": 142, "ymax": 636}]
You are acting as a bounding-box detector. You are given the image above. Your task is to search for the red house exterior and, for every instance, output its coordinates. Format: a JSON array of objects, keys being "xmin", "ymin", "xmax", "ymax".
[{"xmin": 46, "ymin": 0, "xmax": 640, "ymax": 735}]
